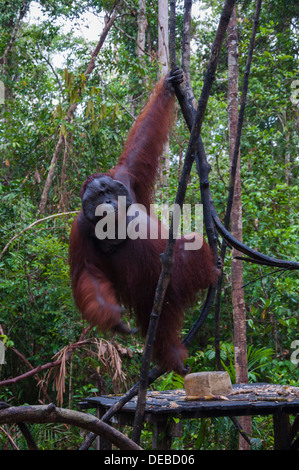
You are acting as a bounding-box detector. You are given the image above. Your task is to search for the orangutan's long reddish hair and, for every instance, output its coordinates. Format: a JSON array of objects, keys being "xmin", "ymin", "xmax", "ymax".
[{"xmin": 69, "ymin": 71, "xmax": 219, "ymax": 374}]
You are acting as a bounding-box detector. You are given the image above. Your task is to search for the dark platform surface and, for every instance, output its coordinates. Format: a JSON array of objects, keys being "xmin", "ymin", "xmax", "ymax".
[
  {"xmin": 79, "ymin": 383, "xmax": 299, "ymax": 420},
  {"xmin": 79, "ymin": 383, "xmax": 299, "ymax": 449}
]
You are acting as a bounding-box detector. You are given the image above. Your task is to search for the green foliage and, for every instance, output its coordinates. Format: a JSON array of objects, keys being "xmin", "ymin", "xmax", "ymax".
[
  {"xmin": 0, "ymin": 0, "xmax": 298, "ymax": 450},
  {"xmin": 0, "ymin": 208, "xmax": 79, "ymax": 360}
]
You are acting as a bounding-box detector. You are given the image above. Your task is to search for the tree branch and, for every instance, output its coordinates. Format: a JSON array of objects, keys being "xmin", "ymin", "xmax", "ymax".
[
  {"xmin": 0, "ymin": 403, "xmax": 142, "ymax": 450},
  {"xmin": 213, "ymin": 214, "xmax": 299, "ymax": 270},
  {"xmin": 0, "ymin": 211, "xmax": 78, "ymax": 261},
  {"xmin": 0, "ymin": 402, "xmax": 38, "ymax": 450},
  {"xmin": 0, "ymin": 336, "xmax": 90, "ymax": 389},
  {"xmin": 0, "ymin": 358, "xmax": 65, "ymax": 388},
  {"xmin": 79, "ymin": 366, "xmax": 161, "ymax": 450},
  {"xmin": 0, "ymin": 1, "xmax": 29, "ymax": 66}
]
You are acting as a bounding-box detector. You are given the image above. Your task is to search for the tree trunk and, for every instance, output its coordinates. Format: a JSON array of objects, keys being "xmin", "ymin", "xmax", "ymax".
[
  {"xmin": 158, "ymin": 0, "xmax": 170, "ymax": 185},
  {"xmin": 227, "ymin": 6, "xmax": 252, "ymax": 450},
  {"xmin": 0, "ymin": 1, "xmax": 29, "ymax": 66},
  {"xmin": 136, "ymin": 0, "xmax": 147, "ymax": 59},
  {"xmin": 158, "ymin": 0, "xmax": 169, "ymax": 77},
  {"xmin": 182, "ymin": 0, "xmax": 197, "ymax": 112}
]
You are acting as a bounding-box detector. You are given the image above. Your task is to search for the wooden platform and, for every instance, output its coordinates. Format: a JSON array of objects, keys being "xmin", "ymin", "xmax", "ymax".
[{"xmin": 78, "ymin": 383, "xmax": 299, "ymax": 450}]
